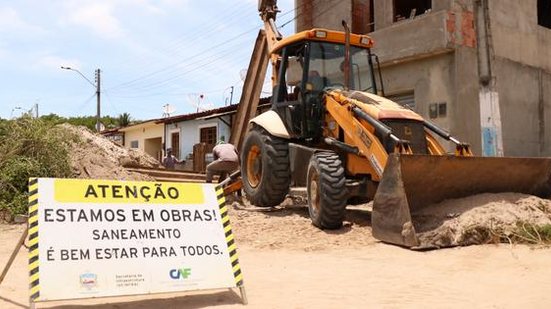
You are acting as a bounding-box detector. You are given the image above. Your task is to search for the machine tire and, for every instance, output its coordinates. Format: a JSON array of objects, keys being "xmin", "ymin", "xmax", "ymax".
[
  {"xmin": 307, "ymin": 152, "xmax": 347, "ymax": 229},
  {"xmin": 241, "ymin": 127, "xmax": 290, "ymax": 207}
]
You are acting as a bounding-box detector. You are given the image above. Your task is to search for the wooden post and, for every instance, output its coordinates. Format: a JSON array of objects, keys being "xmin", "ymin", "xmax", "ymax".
[
  {"xmin": 0, "ymin": 227, "xmax": 28, "ymax": 285},
  {"xmin": 239, "ymin": 285, "xmax": 248, "ymax": 305}
]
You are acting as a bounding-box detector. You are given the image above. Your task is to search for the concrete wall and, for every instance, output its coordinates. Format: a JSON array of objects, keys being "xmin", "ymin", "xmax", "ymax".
[
  {"xmin": 373, "ymin": 0, "xmax": 452, "ymax": 30},
  {"xmin": 123, "ymin": 122, "xmax": 164, "ymax": 154},
  {"xmin": 494, "ymin": 58, "xmax": 551, "ymax": 156},
  {"xmin": 370, "ymin": 10, "xmax": 453, "ymax": 64},
  {"xmin": 489, "ymin": 0, "xmax": 551, "ymax": 72},
  {"xmin": 295, "ymin": 0, "xmax": 352, "ymax": 32},
  {"xmin": 485, "ymin": 0, "xmax": 551, "ymax": 156},
  {"xmin": 545, "ymin": 70, "xmax": 551, "ymax": 155},
  {"xmin": 453, "ymin": 46, "xmax": 482, "ymax": 153}
]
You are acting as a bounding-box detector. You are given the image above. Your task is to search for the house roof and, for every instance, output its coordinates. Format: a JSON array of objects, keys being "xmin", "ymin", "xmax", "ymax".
[
  {"xmin": 100, "ymin": 97, "xmax": 272, "ymax": 135},
  {"xmin": 158, "ymin": 97, "xmax": 271, "ymax": 124},
  {"xmin": 101, "ymin": 127, "xmax": 123, "ymax": 135},
  {"xmin": 118, "ymin": 119, "xmax": 164, "ymax": 132},
  {"xmin": 159, "ymin": 104, "xmax": 238, "ymax": 125}
]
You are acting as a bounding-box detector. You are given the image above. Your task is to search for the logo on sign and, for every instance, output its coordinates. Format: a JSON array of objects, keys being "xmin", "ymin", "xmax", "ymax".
[
  {"xmin": 169, "ymin": 267, "xmax": 192, "ymax": 279},
  {"xmin": 79, "ymin": 273, "xmax": 97, "ymax": 288}
]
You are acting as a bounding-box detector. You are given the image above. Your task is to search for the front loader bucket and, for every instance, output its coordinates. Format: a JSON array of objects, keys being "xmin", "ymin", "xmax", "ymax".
[{"xmin": 372, "ymin": 154, "xmax": 551, "ymax": 248}]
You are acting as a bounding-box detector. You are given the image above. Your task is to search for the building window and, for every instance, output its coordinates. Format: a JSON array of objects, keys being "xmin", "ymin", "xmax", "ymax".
[
  {"xmin": 130, "ymin": 140, "xmax": 139, "ymax": 148},
  {"xmin": 200, "ymin": 126, "xmax": 217, "ymax": 152},
  {"xmin": 539, "ymin": 0, "xmax": 551, "ymax": 29},
  {"xmin": 429, "ymin": 102, "xmax": 447, "ymax": 119},
  {"xmin": 394, "ymin": 0, "xmax": 432, "ymax": 22}
]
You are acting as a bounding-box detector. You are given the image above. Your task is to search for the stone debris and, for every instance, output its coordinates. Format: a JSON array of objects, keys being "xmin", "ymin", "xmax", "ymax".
[{"xmin": 61, "ymin": 124, "xmax": 160, "ymax": 181}]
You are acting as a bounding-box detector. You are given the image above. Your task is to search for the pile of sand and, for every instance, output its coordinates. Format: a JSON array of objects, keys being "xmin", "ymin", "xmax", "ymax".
[
  {"xmin": 227, "ymin": 198, "xmax": 376, "ymax": 251},
  {"xmin": 226, "ymin": 192, "xmax": 551, "ymax": 251},
  {"xmin": 414, "ymin": 193, "xmax": 551, "ymax": 248},
  {"xmin": 60, "ymin": 124, "xmax": 160, "ymax": 181}
]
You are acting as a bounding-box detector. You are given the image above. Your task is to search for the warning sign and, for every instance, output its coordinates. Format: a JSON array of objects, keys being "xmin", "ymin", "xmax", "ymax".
[{"xmin": 28, "ymin": 178, "xmax": 243, "ymax": 302}]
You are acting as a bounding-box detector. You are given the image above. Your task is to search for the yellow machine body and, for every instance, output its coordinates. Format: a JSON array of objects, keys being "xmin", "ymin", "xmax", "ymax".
[{"xmin": 237, "ymin": 2, "xmax": 551, "ymax": 248}]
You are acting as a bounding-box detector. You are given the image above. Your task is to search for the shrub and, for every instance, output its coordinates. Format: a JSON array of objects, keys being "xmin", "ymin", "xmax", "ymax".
[{"xmin": 0, "ymin": 116, "xmax": 75, "ymax": 220}]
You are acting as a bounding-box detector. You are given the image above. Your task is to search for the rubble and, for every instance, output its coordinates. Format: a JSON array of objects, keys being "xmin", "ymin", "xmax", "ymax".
[{"xmin": 60, "ymin": 124, "xmax": 160, "ymax": 181}]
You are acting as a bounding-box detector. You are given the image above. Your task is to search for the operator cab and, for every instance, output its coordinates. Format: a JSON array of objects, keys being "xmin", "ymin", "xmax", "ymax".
[{"xmin": 271, "ymin": 29, "xmax": 378, "ymax": 142}]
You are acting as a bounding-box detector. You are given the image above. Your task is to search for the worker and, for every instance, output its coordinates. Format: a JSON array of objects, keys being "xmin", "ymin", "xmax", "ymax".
[
  {"xmin": 162, "ymin": 148, "xmax": 184, "ymax": 169},
  {"xmin": 206, "ymin": 140, "xmax": 239, "ymax": 183},
  {"xmin": 307, "ymin": 70, "xmax": 326, "ymax": 91}
]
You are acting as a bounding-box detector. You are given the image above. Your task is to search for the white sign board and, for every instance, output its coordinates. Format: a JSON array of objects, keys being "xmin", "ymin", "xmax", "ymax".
[{"xmin": 28, "ymin": 178, "xmax": 243, "ymax": 302}]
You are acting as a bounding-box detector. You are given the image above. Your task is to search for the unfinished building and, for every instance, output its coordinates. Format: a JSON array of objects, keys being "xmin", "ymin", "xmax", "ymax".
[{"xmin": 295, "ymin": 0, "xmax": 551, "ymax": 156}]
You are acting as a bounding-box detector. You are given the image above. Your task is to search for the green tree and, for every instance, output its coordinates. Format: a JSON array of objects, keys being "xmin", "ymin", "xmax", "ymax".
[
  {"xmin": 117, "ymin": 112, "xmax": 132, "ymax": 127},
  {"xmin": 39, "ymin": 114, "xmax": 120, "ymax": 131}
]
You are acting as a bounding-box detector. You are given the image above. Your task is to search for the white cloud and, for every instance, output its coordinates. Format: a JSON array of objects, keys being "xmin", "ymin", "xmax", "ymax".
[
  {"xmin": 0, "ymin": 48, "xmax": 7, "ymax": 60},
  {"xmin": 127, "ymin": 0, "xmax": 165, "ymax": 15},
  {"xmin": 68, "ymin": 3, "xmax": 124, "ymax": 39},
  {"xmin": 0, "ymin": 7, "xmax": 46, "ymax": 36},
  {"xmin": 37, "ymin": 55, "xmax": 82, "ymax": 72}
]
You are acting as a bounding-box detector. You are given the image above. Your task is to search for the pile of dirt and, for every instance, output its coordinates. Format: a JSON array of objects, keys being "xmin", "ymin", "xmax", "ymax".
[
  {"xmin": 226, "ymin": 192, "xmax": 551, "ymax": 251},
  {"xmin": 61, "ymin": 124, "xmax": 160, "ymax": 181},
  {"xmin": 414, "ymin": 193, "xmax": 551, "ymax": 248}
]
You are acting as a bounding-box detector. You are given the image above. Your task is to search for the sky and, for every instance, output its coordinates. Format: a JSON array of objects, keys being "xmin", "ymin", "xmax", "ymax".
[{"xmin": 0, "ymin": 0, "xmax": 295, "ymax": 121}]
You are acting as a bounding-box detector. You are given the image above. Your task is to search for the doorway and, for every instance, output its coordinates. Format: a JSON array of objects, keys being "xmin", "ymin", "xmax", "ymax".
[{"xmin": 171, "ymin": 131, "xmax": 180, "ymax": 159}]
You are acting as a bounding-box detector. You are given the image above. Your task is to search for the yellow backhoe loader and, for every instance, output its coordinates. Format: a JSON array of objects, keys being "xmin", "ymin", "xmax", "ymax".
[{"xmin": 234, "ymin": 1, "xmax": 551, "ymax": 248}]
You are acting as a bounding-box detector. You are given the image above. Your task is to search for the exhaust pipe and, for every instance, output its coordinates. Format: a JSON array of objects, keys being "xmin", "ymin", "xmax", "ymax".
[{"xmin": 342, "ymin": 20, "xmax": 351, "ymax": 91}]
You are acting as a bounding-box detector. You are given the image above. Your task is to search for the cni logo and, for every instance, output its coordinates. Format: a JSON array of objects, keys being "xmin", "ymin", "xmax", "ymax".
[{"xmin": 169, "ymin": 267, "xmax": 191, "ymax": 279}]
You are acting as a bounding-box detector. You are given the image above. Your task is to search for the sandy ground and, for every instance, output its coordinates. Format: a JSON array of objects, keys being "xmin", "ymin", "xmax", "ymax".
[{"xmin": 2, "ymin": 203, "xmax": 551, "ymax": 309}]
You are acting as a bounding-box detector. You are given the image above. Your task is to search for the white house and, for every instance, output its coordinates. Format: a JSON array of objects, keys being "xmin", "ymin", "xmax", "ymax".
[{"xmin": 162, "ymin": 105, "xmax": 237, "ymax": 161}]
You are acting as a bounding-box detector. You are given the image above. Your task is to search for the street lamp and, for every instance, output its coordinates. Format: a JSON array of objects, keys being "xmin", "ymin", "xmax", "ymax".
[
  {"xmin": 61, "ymin": 66, "xmax": 101, "ymax": 132},
  {"xmin": 10, "ymin": 106, "xmax": 24, "ymax": 119}
]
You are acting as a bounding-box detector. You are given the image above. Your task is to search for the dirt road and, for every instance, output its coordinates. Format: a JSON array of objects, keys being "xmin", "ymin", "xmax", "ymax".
[{"xmin": 2, "ymin": 205, "xmax": 551, "ymax": 309}]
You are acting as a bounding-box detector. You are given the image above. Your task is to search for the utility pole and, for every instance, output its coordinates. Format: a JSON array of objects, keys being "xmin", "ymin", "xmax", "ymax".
[
  {"xmin": 61, "ymin": 66, "xmax": 102, "ymax": 132},
  {"xmin": 95, "ymin": 69, "xmax": 101, "ymax": 132},
  {"xmin": 229, "ymin": 86, "xmax": 234, "ymax": 105}
]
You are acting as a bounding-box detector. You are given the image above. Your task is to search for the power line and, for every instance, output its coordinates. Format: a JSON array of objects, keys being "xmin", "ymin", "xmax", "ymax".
[
  {"xmin": 104, "ymin": 86, "xmax": 229, "ymax": 99},
  {"xmin": 105, "ymin": 2, "xmax": 302, "ymax": 93},
  {"xmin": 103, "ymin": 1, "xmax": 333, "ymax": 105},
  {"xmin": 108, "ymin": 1, "xmax": 255, "ymax": 76},
  {"xmin": 74, "ymin": 92, "xmax": 97, "ymax": 113},
  {"xmin": 107, "ymin": 41, "xmax": 254, "ymax": 95},
  {"xmin": 106, "ymin": 24, "xmax": 261, "ymax": 92}
]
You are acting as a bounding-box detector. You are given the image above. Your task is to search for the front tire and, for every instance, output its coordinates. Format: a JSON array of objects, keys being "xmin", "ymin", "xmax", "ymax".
[
  {"xmin": 241, "ymin": 127, "xmax": 290, "ymax": 207},
  {"xmin": 307, "ymin": 152, "xmax": 347, "ymax": 229}
]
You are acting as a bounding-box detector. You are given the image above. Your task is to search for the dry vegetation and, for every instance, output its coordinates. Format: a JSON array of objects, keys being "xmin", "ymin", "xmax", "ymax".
[{"xmin": 0, "ymin": 118, "xmax": 159, "ymax": 221}]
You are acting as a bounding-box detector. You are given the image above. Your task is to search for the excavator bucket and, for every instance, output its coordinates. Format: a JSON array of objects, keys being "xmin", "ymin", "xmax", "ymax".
[{"xmin": 372, "ymin": 154, "xmax": 551, "ymax": 248}]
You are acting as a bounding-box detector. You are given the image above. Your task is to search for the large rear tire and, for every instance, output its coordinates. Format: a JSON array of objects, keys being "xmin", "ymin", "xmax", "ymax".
[
  {"xmin": 307, "ymin": 152, "xmax": 347, "ymax": 229},
  {"xmin": 241, "ymin": 127, "xmax": 290, "ymax": 207}
]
